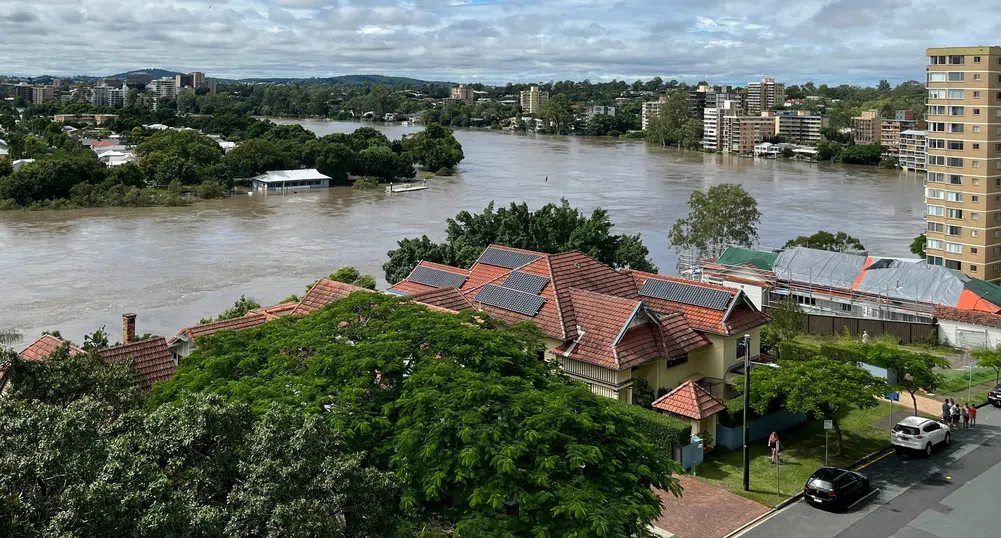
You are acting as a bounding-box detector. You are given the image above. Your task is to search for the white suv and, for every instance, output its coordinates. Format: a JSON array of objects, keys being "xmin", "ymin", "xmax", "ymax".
[{"xmin": 891, "ymin": 416, "xmax": 951, "ymax": 456}]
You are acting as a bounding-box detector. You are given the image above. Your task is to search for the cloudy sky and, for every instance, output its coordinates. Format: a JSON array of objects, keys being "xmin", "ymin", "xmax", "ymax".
[{"xmin": 2, "ymin": 0, "xmax": 998, "ymax": 85}]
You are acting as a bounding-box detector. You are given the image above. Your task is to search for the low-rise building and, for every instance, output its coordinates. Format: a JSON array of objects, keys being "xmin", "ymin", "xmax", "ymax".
[
  {"xmin": 581, "ymin": 105, "xmax": 615, "ymax": 123},
  {"xmin": 880, "ymin": 110, "xmax": 922, "ymax": 155},
  {"xmin": 899, "ymin": 129, "xmax": 928, "ymax": 171},
  {"xmin": 852, "ymin": 109, "xmax": 882, "ymax": 145},
  {"xmin": 771, "ymin": 110, "xmax": 828, "ymax": 144},
  {"xmin": 31, "ymin": 86, "xmax": 54, "ymax": 104},
  {"xmin": 249, "ymin": 169, "xmax": 332, "ymax": 193},
  {"xmin": 721, "ymin": 115, "xmax": 776, "ymax": 155}
]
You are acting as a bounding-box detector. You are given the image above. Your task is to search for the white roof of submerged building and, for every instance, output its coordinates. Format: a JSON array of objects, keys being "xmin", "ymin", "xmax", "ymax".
[{"xmin": 251, "ymin": 169, "xmax": 331, "ymax": 183}]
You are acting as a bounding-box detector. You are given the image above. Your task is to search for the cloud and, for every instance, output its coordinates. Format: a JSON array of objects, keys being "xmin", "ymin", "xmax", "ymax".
[{"xmin": 1, "ymin": 0, "xmax": 997, "ymax": 85}]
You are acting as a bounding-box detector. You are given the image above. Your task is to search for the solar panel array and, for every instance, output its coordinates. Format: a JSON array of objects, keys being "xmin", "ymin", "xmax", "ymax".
[
  {"xmin": 409, "ymin": 266, "xmax": 468, "ymax": 289},
  {"xmin": 502, "ymin": 271, "xmax": 550, "ymax": 295},
  {"xmin": 475, "ymin": 284, "xmax": 546, "ymax": 316},
  {"xmin": 639, "ymin": 279, "xmax": 732, "ymax": 310},
  {"xmin": 477, "ymin": 247, "xmax": 541, "ymax": 269}
]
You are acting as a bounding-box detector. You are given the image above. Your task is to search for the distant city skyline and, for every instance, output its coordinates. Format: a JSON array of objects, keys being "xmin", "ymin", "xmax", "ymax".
[{"xmin": 2, "ymin": 0, "xmax": 999, "ymax": 86}]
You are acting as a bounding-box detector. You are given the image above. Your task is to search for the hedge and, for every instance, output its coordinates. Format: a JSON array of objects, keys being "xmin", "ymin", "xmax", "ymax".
[
  {"xmin": 606, "ymin": 399, "xmax": 692, "ymax": 448},
  {"xmin": 819, "ymin": 342, "xmax": 866, "ymax": 364},
  {"xmin": 778, "ymin": 340, "xmax": 818, "ymax": 361}
]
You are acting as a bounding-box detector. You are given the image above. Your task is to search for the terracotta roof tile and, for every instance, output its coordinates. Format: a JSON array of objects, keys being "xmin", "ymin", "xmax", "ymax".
[
  {"xmin": 18, "ymin": 335, "xmax": 84, "ymax": 362},
  {"xmin": 557, "ymin": 289, "xmax": 642, "ymax": 369},
  {"xmin": 550, "ymin": 252, "xmax": 640, "ymax": 339},
  {"xmin": 169, "ymin": 313, "xmax": 270, "ymax": 345},
  {"xmin": 99, "ymin": 337, "xmax": 175, "ymax": 391},
  {"xmin": 388, "ymin": 280, "xmax": 437, "ymax": 295},
  {"xmin": 388, "ymin": 261, "xmax": 472, "ymax": 295},
  {"xmin": 658, "ymin": 313, "xmax": 712, "ymax": 357},
  {"xmin": 934, "ymin": 305, "xmax": 1001, "ymax": 328},
  {"xmin": 409, "ymin": 286, "xmax": 475, "ymax": 313},
  {"xmin": 291, "ymin": 279, "xmax": 375, "ymax": 316},
  {"xmin": 725, "ymin": 306, "xmax": 771, "ymax": 334},
  {"xmin": 652, "ymin": 380, "xmax": 727, "ymax": 419},
  {"xmin": 245, "ymin": 302, "xmax": 298, "ymax": 321}
]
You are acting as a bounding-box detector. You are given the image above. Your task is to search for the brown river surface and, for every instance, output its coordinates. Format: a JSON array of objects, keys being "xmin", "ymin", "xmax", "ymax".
[{"xmin": 0, "ymin": 120, "xmax": 925, "ymax": 347}]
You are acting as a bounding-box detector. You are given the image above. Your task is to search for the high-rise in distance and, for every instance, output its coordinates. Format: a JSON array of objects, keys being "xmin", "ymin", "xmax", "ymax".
[{"xmin": 925, "ymin": 46, "xmax": 1001, "ymax": 282}]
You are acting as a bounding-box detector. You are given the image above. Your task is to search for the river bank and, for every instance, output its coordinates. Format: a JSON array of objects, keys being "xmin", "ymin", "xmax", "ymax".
[{"xmin": 1, "ymin": 120, "xmax": 925, "ymax": 348}]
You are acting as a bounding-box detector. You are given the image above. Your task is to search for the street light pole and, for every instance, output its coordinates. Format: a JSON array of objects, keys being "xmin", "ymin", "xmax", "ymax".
[{"xmin": 742, "ymin": 333, "xmax": 751, "ymax": 492}]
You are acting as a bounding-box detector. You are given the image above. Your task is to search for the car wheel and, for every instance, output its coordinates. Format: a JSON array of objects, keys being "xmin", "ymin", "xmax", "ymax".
[
  {"xmin": 944, "ymin": 433, "xmax": 951, "ymax": 446},
  {"xmin": 925, "ymin": 443, "xmax": 933, "ymax": 457}
]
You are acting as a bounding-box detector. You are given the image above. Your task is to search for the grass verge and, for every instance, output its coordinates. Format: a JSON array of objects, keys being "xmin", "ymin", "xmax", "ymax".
[
  {"xmin": 937, "ymin": 368, "xmax": 997, "ymax": 394},
  {"xmin": 695, "ymin": 402, "xmax": 920, "ymax": 507}
]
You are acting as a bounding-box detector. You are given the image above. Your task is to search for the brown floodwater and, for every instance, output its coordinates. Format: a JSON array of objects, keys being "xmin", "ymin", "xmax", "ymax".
[{"xmin": 0, "ymin": 120, "xmax": 924, "ymax": 348}]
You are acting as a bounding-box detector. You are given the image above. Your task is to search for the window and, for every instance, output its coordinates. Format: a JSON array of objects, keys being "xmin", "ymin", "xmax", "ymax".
[
  {"xmin": 995, "ymin": 211, "xmax": 1001, "ymax": 221},
  {"xmin": 928, "ymin": 205, "xmax": 945, "ymax": 216},
  {"xmin": 974, "ymin": 160, "xmax": 981, "ymax": 168},
  {"xmin": 948, "ymin": 89, "xmax": 965, "ymax": 99},
  {"xmin": 929, "ymin": 138, "xmax": 946, "ymax": 148},
  {"xmin": 948, "ymin": 72, "xmax": 965, "ymax": 81},
  {"xmin": 975, "ymin": 74, "xmax": 981, "ymax": 81},
  {"xmin": 928, "ymin": 172, "xmax": 945, "ymax": 182},
  {"xmin": 972, "ymin": 248, "xmax": 979, "ymax": 254},
  {"xmin": 924, "ymin": 423, "xmax": 941, "ymax": 433},
  {"xmin": 949, "ymin": 106, "xmax": 965, "ymax": 115},
  {"xmin": 973, "ymin": 143, "xmax": 980, "ymax": 150},
  {"xmin": 840, "ymin": 303, "xmax": 852, "ymax": 312},
  {"xmin": 973, "ymin": 212, "xmax": 980, "ymax": 220},
  {"xmin": 972, "ymin": 230, "xmax": 978, "ymax": 237},
  {"xmin": 975, "ymin": 56, "xmax": 982, "ymax": 63},
  {"xmin": 946, "ymin": 208, "xmax": 963, "ymax": 219},
  {"xmin": 929, "ymin": 89, "xmax": 947, "ymax": 99},
  {"xmin": 948, "ymin": 140, "xmax": 964, "ymax": 150},
  {"xmin": 948, "ymin": 157, "xmax": 964, "ymax": 167},
  {"xmin": 949, "ymin": 174, "xmax": 963, "ymax": 184},
  {"xmin": 995, "ymin": 230, "xmax": 1001, "ymax": 239},
  {"xmin": 950, "ymin": 123, "xmax": 964, "ymax": 133},
  {"xmin": 974, "ymin": 109, "xmax": 981, "ymax": 116},
  {"xmin": 974, "ymin": 91, "xmax": 981, "ymax": 98},
  {"xmin": 994, "ymin": 247, "xmax": 1001, "ymax": 256},
  {"xmin": 947, "ymin": 192, "xmax": 963, "ymax": 202},
  {"xmin": 927, "ymin": 238, "xmax": 944, "ymax": 249},
  {"xmin": 928, "ymin": 255, "xmax": 944, "ymax": 266},
  {"xmin": 972, "ymin": 195, "xmax": 980, "ymax": 202},
  {"xmin": 929, "ymin": 156, "xmax": 945, "ymax": 165},
  {"xmin": 994, "ymin": 264, "xmax": 999, "ymax": 273},
  {"xmin": 973, "ymin": 179, "xmax": 980, "ymax": 185},
  {"xmin": 973, "ymin": 126, "xmax": 981, "ymax": 133},
  {"xmin": 972, "ymin": 265, "xmax": 978, "ymax": 272},
  {"xmin": 928, "ymin": 72, "xmax": 946, "ymax": 82},
  {"xmin": 927, "ymin": 188, "xmax": 944, "ymax": 199},
  {"xmin": 946, "ymin": 225, "xmax": 962, "ymax": 235},
  {"xmin": 928, "ymin": 221, "xmax": 944, "ymax": 232},
  {"xmin": 949, "ymin": 55, "xmax": 964, "ymax": 64},
  {"xmin": 946, "ymin": 259, "xmax": 962, "ymax": 270},
  {"xmin": 929, "ymin": 122, "xmax": 946, "ymax": 132},
  {"xmin": 930, "ymin": 55, "xmax": 947, "ymax": 64},
  {"xmin": 928, "ymin": 105, "xmax": 946, "ymax": 115}
]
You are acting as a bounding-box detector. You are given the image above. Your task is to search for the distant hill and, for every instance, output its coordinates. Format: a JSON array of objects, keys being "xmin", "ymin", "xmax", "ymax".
[
  {"xmin": 239, "ymin": 74, "xmax": 455, "ymax": 87},
  {"xmin": 106, "ymin": 68, "xmax": 183, "ymax": 80}
]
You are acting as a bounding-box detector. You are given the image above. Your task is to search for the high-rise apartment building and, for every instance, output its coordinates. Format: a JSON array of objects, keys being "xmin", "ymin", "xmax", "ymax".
[
  {"xmin": 702, "ymin": 99, "xmax": 742, "ymax": 151},
  {"xmin": 852, "ymin": 109, "xmax": 882, "ymax": 144},
  {"xmin": 746, "ymin": 78, "xmax": 785, "ymax": 115},
  {"xmin": 519, "ymin": 86, "xmax": 549, "ymax": 115},
  {"xmin": 924, "ymin": 46, "xmax": 1001, "ymax": 281},
  {"xmin": 149, "ymin": 77, "xmax": 177, "ymax": 101},
  {"xmin": 899, "ymin": 130, "xmax": 928, "ymax": 171},
  {"xmin": 641, "ymin": 96, "xmax": 669, "ymax": 130},
  {"xmin": 31, "ymin": 86, "xmax": 54, "ymax": 104},
  {"xmin": 881, "ymin": 110, "xmax": 923, "ymax": 155},
  {"xmin": 720, "ymin": 115, "xmax": 776, "ymax": 155},
  {"xmin": 449, "ymin": 84, "xmax": 475, "ymax": 105}
]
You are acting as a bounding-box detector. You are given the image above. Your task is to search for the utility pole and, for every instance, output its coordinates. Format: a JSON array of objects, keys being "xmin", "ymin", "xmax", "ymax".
[{"xmin": 742, "ymin": 334, "xmax": 751, "ymax": 492}]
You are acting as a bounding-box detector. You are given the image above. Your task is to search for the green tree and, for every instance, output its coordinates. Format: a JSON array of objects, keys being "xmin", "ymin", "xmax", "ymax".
[
  {"xmin": 200, "ymin": 295, "xmax": 261, "ymax": 324},
  {"xmin": 669, "ymin": 184, "xmax": 761, "ymax": 265},
  {"xmin": 748, "ymin": 358, "xmax": 887, "ymax": 455},
  {"xmin": 910, "ymin": 234, "xmax": 927, "ymax": 258},
  {"xmin": 646, "ymin": 92, "xmax": 700, "ymax": 149},
  {"xmin": 783, "ymin": 230, "xmax": 865, "ymax": 252},
  {"xmin": 384, "ymin": 199, "xmax": 656, "ymax": 284},
  {"xmin": 402, "ymin": 122, "xmax": 464, "ymax": 171},
  {"xmin": 769, "ymin": 296, "xmax": 807, "ymax": 345},
  {"xmin": 972, "ymin": 346, "xmax": 1001, "ymax": 385},
  {"xmin": 839, "ymin": 144, "xmax": 885, "ymax": 165},
  {"xmin": 539, "ymin": 94, "xmax": 573, "ymax": 134},
  {"xmin": 329, "ymin": 266, "xmax": 377, "ymax": 290},
  {"xmin": 866, "ymin": 343, "xmax": 950, "ymax": 416}
]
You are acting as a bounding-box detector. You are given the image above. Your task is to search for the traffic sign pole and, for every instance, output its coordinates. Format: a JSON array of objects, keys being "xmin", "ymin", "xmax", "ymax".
[{"xmin": 823, "ymin": 420, "xmax": 833, "ymax": 467}]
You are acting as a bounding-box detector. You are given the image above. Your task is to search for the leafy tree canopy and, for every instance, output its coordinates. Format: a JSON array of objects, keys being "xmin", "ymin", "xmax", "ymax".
[
  {"xmin": 383, "ymin": 199, "xmax": 657, "ymax": 284},
  {"xmin": 910, "ymin": 234, "xmax": 927, "ymax": 258},
  {"xmin": 200, "ymin": 295, "xmax": 262, "ymax": 325},
  {"xmin": 669, "ymin": 184, "xmax": 761, "ymax": 265},
  {"xmin": 783, "ymin": 230, "xmax": 865, "ymax": 252},
  {"xmin": 401, "ymin": 122, "xmax": 464, "ymax": 171}
]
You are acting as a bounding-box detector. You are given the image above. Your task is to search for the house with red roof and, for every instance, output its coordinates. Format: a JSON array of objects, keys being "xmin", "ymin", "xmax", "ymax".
[{"xmin": 388, "ymin": 245, "xmax": 769, "ymax": 415}]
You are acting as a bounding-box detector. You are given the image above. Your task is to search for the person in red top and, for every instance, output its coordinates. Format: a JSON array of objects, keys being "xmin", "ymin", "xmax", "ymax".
[{"xmin": 969, "ymin": 404, "xmax": 977, "ymax": 428}]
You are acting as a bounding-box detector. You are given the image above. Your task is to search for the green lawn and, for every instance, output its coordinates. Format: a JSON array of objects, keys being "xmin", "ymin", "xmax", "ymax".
[
  {"xmin": 695, "ymin": 402, "xmax": 914, "ymax": 507},
  {"xmin": 936, "ymin": 368, "xmax": 997, "ymax": 395},
  {"xmin": 796, "ymin": 334, "xmax": 959, "ymax": 361}
]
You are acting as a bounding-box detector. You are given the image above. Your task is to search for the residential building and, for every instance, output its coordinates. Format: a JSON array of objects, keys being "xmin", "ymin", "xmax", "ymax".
[
  {"xmin": 31, "ymin": 86, "xmax": 54, "ymax": 104},
  {"xmin": 702, "ymin": 246, "xmax": 1001, "ymax": 324},
  {"xmin": 702, "ymin": 99, "xmax": 742, "ymax": 151},
  {"xmin": 126, "ymin": 72, "xmax": 152, "ymax": 85},
  {"xmin": 449, "ymin": 84, "xmax": 476, "ymax": 105},
  {"xmin": 52, "ymin": 113, "xmax": 118, "ymax": 125},
  {"xmin": 852, "ymin": 109, "xmax": 882, "ymax": 145},
  {"xmin": 249, "ymin": 168, "xmax": 332, "ymax": 192},
  {"xmin": 99, "ymin": 78, "xmax": 124, "ymax": 89},
  {"xmin": 880, "ymin": 110, "xmax": 923, "ymax": 155},
  {"xmin": 581, "ymin": 105, "xmax": 615, "ymax": 123},
  {"xmin": 688, "ymin": 84, "xmax": 714, "ymax": 116},
  {"xmin": 519, "ymin": 85, "xmax": 549, "ymax": 114},
  {"xmin": 642, "ymin": 96, "xmax": 670, "ymax": 130},
  {"xmin": 88, "ymin": 85, "xmax": 111, "ymax": 107},
  {"xmin": 388, "ymin": 245, "xmax": 769, "ymax": 415},
  {"xmin": 899, "ymin": 129, "xmax": 928, "ymax": 171},
  {"xmin": 175, "ymin": 73, "xmax": 194, "ymax": 89},
  {"xmin": 771, "ymin": 110, "xmax": 828, "ymax": 144},
  {"xmin": 12, "ymin": 82, "xmax": 33, "ymax": 103},
  {"xmin": 720, "ymin": 115, "xmax": 776, "ymax": 155},
  {"xmin": 705, "ymin": 85, "xmax": 741, "ymax": 109},
  {"xmin": 148, "ymin": 77, "xmax": 177, "ymax": 100},
  {"xmin": 925, "ymin": 46, "xmax": 1001, "ymax": 281},
  {"xmin": 753, "ymin": 142, "xmax": 819, "ymax": 159},
  {"xmin": 746, "ymin": 78, "xmax": 785, "ymax": 114}
]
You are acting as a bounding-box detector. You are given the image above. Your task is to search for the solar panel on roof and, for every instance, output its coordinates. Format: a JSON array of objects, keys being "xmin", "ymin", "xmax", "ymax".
[
  {"xmin": 409, "ymin": 266, "xmax": 468, "ymax": 289},
  {"xmin": 639, "ymin": 279, "xmax": 732, "ymax": 310},
  {"xmin": 475, "ymin": 284, "xmax": 546, "ymax": 316},
  {"xmin": 502, "ymin": 271, "xmax": 549, "ymax": 295},
  {"xmin": 477, "ymin": 247, "xmax": 541, "ymax": 269}
]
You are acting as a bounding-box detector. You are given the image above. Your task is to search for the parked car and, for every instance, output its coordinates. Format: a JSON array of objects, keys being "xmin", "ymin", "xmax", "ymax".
[
  {"xmin": 891, "ymin": 416, "xmax": 950, "ymax": 456},
  {"xmin": 803, "ymin": 467, "xmax": 871, "ymax": 511},
  {"xmin": 988, "ymin": 384, "xmax": 1001, "ymax": 407}
]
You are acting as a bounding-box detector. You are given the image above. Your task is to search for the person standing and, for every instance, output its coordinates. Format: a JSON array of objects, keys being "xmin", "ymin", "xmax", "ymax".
[
  {"xmin": 969, "ymin": 404, "xmax": 977, "ymax": 428},
  {"xmin": 942, "ymin": 398, "xmax": 952, "ymax": 424},
  {"xmin": 768, "ymin": 431, "xmax": 780, "ymax": 464},
  {"xmin": 962, "ymin": 404, "xmax": 970, "ymax": 429},
  {"xmin": 951, "ymin": 401, "xmax": 961, "ymax": 427},
  {"xmin": 862, "ymin": 330, "xmax": 870, "ymax": 344}
]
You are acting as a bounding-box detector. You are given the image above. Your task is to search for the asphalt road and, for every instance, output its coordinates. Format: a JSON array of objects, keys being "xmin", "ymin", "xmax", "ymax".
[{"xmin": 736, "ymin": 406, "xmax": 1001, "ymax": 538}]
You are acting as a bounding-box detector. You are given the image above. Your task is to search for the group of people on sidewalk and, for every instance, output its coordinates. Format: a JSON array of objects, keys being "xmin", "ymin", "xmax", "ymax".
[{"xmin": 941, "ymin": 399, "xmax": 977, "ymax": 429}]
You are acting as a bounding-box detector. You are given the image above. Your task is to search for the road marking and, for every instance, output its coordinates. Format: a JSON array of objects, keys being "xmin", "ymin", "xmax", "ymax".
[{"xmin": 846, "ymin": 488, "xmax": 880, "ymax": 511}]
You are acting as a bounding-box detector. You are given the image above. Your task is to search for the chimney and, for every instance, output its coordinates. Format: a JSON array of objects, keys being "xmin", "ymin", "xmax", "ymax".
[{"xmin": 123, "ymin": 313, "xmax": 136, "ymax": 344}]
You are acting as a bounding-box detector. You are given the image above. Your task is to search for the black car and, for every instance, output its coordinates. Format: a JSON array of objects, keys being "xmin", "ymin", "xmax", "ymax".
[
  {"xmin": 989, "ymin": 384, "xmax": 1001, "ymax": 407},
  {"xmin": 803, "ymin": 467, "xmax": 871, "ymax": 511}
]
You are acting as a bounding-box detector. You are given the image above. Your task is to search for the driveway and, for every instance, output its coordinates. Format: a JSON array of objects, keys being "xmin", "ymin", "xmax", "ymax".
[{"xmin": 654, "ymin": 476, "xmax": 769, "ymax": 538}]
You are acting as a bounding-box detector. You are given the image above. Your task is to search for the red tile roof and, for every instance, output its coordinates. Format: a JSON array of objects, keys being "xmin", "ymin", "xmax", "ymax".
[
  {"xmin": 658, "ymin": 312, "xmax": 712, "ymax": 357},
  {"xmin": 245, "ymin": 302, "xmax": 298, "ymax": 321},
  {"xmin": 169, "ymin": 313, "xmax": 270, "ymax": 346},
  {"xmin": 18, "ymin": 335, "xmax": 84, "ymax": 362},
  {"xmin": 934, "ymin": 305, "xmax": 1001, "ymax": 328},
  {"xmin": 291, "ymin": 279, "xmax": 375, "ymax": 316},
  {"xmin": 388, "ymin": 261, "xmax": 471, "ymax": 295},
  {"xmin": 409, "ymin": 286, "xmax": 475, "ymax": 313},
  {"xmin": 99, "ymin": 337, "xmax": 175, "ymax": 391},
  {"xmin": 557, "ymin": 289, "xmax": 643, "ymax": 369},
  {"xmin": 652, "ymin": 380, "xmax": 727, "ymax": 419},
  {"xmin": 91, "ymin": 140, "xmax": 114, "ymax": 147}
]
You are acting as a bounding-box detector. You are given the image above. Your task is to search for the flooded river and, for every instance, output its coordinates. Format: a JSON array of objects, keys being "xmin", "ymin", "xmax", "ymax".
[{"xmin": 0, "ymin": 120, "xmax": 925, "ymax": 346}]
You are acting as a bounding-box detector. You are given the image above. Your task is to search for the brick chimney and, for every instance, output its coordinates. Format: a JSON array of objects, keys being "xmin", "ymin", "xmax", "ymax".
[{"xmin": 123, "ymin": 313, "xmax": 137, "ymax": 344}]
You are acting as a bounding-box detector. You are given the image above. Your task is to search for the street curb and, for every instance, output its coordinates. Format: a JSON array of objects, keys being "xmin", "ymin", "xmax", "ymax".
[{"xmin": 722, "ymin": 444, "xmax": 893, "ymax": 538}]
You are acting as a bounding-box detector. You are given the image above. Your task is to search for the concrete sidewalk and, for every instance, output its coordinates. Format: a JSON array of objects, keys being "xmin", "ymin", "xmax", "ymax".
[{"xmin": 653, "ymin": 476, "xmax": 769, "ymax": 538}]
